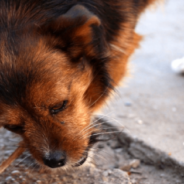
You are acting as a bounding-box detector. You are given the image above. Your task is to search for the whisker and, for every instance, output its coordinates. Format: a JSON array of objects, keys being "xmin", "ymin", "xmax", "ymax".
[
  {"xmin": 77, "ymin": 119, "xmax": 105, "ymax": 138},
  {"xmin": 88, "ymin": 151, "xmax": 108, "ymax": 161},
  {"xmin": 79, "ymin": 125, "xmax": 124, "ymax": 141},
  {"xmin": 96, "ymin": 114, "xmax": 122, "ymax": 127},
  {"xmin": 76, "ymin": 117, "xmax": 116, "ymax": 140},
  {"xmin": 73, "ymin": 119, "xmax": 102, "ymax": 141},
  {"xmin": 85, "ymin": 130, "xmax": 124, "ymax": 139},
  {"xmin": 88, "ymin": 88, "xmax": 108, "ymax": 108},
  {"xmin": 16, "ymin": 154, "xmax": 31, "ymax": 166}
]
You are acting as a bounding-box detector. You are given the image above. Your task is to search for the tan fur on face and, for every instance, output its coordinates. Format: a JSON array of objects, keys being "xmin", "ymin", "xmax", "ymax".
[{"xmin": 0, "ymin": 38, "xmax": 95, "ymax": 166}]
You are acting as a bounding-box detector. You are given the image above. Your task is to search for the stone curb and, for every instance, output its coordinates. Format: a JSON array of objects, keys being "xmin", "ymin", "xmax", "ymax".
[{"xmin": 102, "ymin": 120, "xmax": 184, "ymax": 178}]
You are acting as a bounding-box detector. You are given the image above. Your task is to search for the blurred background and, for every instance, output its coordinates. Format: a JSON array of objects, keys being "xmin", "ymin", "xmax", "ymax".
[{"xmin": 102, "ymin": 0, "xmax": 184, "ymax": 163}]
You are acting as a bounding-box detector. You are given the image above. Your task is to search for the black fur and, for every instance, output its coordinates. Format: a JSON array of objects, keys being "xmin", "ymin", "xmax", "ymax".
[{"xmin": 0, "ymin": 0, "xmax": 153, "ymax": 106}]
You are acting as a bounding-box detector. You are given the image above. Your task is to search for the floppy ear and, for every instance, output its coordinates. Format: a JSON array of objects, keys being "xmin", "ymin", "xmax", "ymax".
[
  {"xmin": 44, "ymin": 5, "xmax": 103, "ymax": 60},
  {"xmin": 40, "ymin": 5, "xmax": 111, "ymax": 111}
]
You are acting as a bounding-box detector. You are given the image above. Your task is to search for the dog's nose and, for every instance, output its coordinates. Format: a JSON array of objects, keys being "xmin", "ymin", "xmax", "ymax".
[{"xmin": 43, "ymin": 151, "xmax": 66, "ymax": 168}]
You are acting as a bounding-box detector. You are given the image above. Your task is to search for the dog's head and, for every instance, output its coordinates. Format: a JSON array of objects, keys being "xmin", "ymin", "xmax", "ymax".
[{"xmin": 0, "ymin": 5, "xmax": 111, "ymax": 169}]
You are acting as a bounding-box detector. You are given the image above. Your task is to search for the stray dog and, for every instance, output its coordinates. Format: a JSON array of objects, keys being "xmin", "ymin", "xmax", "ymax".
[{"xmin": 0, "ymin": 0, "xmax": 157, "ymax": 170}]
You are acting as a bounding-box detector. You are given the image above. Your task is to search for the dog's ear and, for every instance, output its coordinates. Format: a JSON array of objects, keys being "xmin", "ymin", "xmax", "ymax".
[{"xmin": 43, "ymin": 5, "xmax": 102, "ymax": 60}]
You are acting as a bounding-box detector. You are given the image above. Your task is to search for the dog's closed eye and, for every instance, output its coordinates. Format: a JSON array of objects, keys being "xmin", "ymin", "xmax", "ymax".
[
  {"xmin": 4, "ymin": 124, "xmax": 25, "ymax": 134},
  {"xmin": 50, "ymin": 100, "xmax": 68, "ymax": 115}
]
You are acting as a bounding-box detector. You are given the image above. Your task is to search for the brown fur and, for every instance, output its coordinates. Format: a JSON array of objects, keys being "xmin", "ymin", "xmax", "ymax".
[{"xmin": 0, "ymin": 0, "xmax": 158, "ymax": 169}]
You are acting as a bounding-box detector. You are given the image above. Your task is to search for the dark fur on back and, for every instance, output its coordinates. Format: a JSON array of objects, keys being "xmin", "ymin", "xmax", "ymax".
[{"xmin": 0, "ymin": 0, "xmax": 156, "ymax": 107}]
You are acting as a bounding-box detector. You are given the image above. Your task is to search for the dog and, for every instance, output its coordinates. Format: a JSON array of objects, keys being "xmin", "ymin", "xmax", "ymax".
[{"xmin": 0, "ymin": 0, "xmax": 157, "ymax": 170}]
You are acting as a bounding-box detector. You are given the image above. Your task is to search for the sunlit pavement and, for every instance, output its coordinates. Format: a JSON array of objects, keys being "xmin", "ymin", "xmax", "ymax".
[{"xmin": 102, "ymin": 0, "xmax": 184, "ymax": 163}]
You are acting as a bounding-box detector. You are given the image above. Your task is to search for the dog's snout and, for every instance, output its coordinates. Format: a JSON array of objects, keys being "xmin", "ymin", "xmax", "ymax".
[{"xmin": 43, "ymin": 151, "xmax": 66, "ymax": 168}]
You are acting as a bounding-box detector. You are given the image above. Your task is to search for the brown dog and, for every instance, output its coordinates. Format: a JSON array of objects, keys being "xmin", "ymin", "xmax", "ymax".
[{"xmin": 0, "ymin": 0, "xmax": 157, "ymax": 170}]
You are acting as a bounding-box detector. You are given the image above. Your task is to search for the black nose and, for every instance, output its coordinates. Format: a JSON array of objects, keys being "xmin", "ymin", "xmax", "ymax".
[{"xmin": 43, "ymin": 151, "xmax": 66, "ymax": 168}]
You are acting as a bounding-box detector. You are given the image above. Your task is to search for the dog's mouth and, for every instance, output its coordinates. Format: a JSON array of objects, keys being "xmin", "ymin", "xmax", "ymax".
[
  {"xmin": 73, "ymin": 131, "xmax": 101, "ymax": 167},
  {"xmin": 73, "ymin": 152, "xmax": 88, "ymax": 167}
]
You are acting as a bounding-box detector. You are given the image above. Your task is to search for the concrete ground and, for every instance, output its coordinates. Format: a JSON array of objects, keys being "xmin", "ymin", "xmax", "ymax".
[{"xmin": 102, "ymin": 0, "xmax": 184, "ymax": 163}]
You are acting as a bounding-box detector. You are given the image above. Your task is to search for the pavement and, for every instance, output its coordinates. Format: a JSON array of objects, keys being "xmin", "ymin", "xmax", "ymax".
[{"xmin": 102, "ymin": 0, "xmax": 184, "ymax": 164}]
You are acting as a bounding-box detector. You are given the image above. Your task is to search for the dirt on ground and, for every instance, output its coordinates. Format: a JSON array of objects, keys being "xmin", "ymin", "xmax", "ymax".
[{"xmin": 0, "ymin": 121, "xmax": 184, "ymax": 184}]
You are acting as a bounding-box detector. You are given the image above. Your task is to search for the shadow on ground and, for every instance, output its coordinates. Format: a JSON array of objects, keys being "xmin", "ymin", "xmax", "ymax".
[{"xmin": 102, "ymin": 0, "xmax": 184, "ymax": 163}]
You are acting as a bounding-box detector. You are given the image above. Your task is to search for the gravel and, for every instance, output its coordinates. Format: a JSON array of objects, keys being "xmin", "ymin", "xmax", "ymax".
[{"xmin": 0, "ymin": 120, "xmax": 184, "ymax": 184}]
